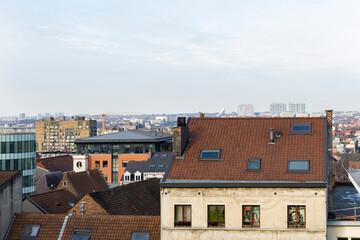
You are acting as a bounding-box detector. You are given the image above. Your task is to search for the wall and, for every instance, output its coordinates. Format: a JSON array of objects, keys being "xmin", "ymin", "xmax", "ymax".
[
  {"xmin": 22, "ymin": 198, "xmax": 43, "ymax": 214},
  {"xmin": 117, "ymin": 153, "xmax": 151, "ymax": 182},
  {"xmin": 68, "ymin": 194, "xmax": 108, "ymax": 215},
  {"xmin": 161, "ymin": 187, "xmax": 326, "ymax": 240},
  {"xmin": 56, "ymin": 173, "xmax": 78, "ymax": 197},
  {"xmin": 0, "ymin": 172, "xmax": 22, "ymax": 239},
  {"xmin": 327, "ymin": 222, "xmax": 360, "ymax": 240},
  {"xmin": 88, "ymin": 155, "xmax": 112, "ymax": 183}
]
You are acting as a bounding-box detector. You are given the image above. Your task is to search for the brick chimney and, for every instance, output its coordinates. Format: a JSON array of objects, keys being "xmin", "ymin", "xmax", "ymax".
[
  {"xmin": 172, "ymin": 117, "xmax": 189, "ymax": 157},
  {"xmin": 326, "ymin": 110, "xmax": 334, "ymax": 212}
]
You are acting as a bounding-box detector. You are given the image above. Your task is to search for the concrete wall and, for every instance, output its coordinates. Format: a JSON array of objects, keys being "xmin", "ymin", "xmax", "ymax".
[
  {"xmin": 327, "ymin": 222, "xmax": 360, "ymax": 240},
  {"xmin": 0, "ymin": 172, "xmax": 22, "ymax": 239},
  {"xmin": 161, "ymin": 187, "xmax": 326, "ymax": 240}
]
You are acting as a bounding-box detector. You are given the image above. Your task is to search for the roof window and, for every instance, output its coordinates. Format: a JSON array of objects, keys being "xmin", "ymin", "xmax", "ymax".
[
  {"xmin": 247, "ymin": 159, "xmax": 261, "ymax": 171},
  {"xmin": 149, "ymin": 165, "xmax": 155, "ymax": 170},
  {"xmin": 291, "ymin": 123, "xmax": 311, "ymax": 134},
  {"xmin": 20, "ymin": 224, "xmax": 40, "ymax": 240},
  {"xmin": 70, "ymin": 229, "xmax": 91, "ymax": 240},
  {"xmin": 200, "ymin": 149, "xmax": 220, "ymax": 159},
  {"xmin": 153, "ymin": 154, "xmax": 159, "ymax": 159},
  {"xmin": 131, "ymin": 232, "xmax": 150, "ymax": 240},
  {"xmin": 288, "ymin": 160, "xmax": 310, "ymax": 172},
  {"xmin": 161, "ymin": 154, "xmax": 167, "ymax": 159},
  {"xmin": 158, "ymin": 165, "xmax": 164, "ymax": 170}
]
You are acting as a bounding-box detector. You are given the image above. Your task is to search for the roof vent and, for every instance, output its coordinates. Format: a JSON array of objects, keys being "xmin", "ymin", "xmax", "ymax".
[
  {"xmin": 269, "ymin": 128, "xmax": 275, "ymax": 144},
  {"xmin": 80, "ymin": 202, "xmax": 86, "ymax": 215},
  {"xmin": 275, "ymin": 132, "xmax": 282, "ymax": 138}
]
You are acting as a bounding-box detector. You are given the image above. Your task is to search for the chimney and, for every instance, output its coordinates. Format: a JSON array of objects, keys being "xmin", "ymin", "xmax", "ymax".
[
  {"xmin": 80, "ymin": 202, "xmax": 86, "ymax": 215},
  {"xmin": 326, "ymin": 110, "xmax": 334, "ymax": 212},
  {"xmin": 200, "ymin": 112, "xmax": 205, "ymax": 118},
  {"xmin": 173, "ymin": 117, "xmax": 189, "ymax": 157}
]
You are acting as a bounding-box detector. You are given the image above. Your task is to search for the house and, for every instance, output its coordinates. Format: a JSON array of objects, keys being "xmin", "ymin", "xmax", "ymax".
[
  {"xmin": 22, "ymin": 189, "xmax": 79, "ymax": 214},
  {"xmin": 121, "ymin": 152, "xmax": 174, "ymax": 184},
  {"xmin": 36, "ymin": 155, "xmax": 73, "ymax": 173},
  {"xmin": 161, "ymin": 114, "xmax": 331, "ymax": 240},
  {"xmin": 56, "ymin": 169, "xmax": 109, "ymax": 197},
  {"xmin": 35, "ymin": 171, "xmax": 63, "ymax": 194},
  {"xmin": 0, "ymin": 171, "xmax": 22, "ymax": 239},
  {"xmin": 5, "ymin": 213, "xmax": 160, "ymax": 240},
  {"xmin": 69, "ymin": 178, "xmax": 160, "ymax": 216}
]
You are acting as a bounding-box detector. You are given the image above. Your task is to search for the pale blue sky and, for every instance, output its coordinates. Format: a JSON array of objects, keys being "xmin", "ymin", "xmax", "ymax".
[{"xmin": 1, "ymin": 0, "xmax": 359, "ymax": 116}]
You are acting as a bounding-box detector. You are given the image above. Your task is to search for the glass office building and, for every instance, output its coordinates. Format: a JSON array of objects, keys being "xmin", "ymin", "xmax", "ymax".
[{"xmin": 0, "ymin": 133, "xmax": 36, "ymax": 196}]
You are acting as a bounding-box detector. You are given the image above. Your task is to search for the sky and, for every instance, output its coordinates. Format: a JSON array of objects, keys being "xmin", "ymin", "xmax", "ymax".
[{"xmin": 1, "ymin": 0, "xmax": 360, "ymax": 116}]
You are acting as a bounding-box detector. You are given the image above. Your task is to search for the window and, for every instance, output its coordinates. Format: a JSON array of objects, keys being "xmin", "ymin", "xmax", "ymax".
[
  {"xmin": 243, "ymin": 205, "xmax": 260, "ymax": 227},
  {"xmin": 208, "ymin": 205, "xmax": 225, "ymax": 227},
  {"xmin": 291, "ymin": 123, "xmax": 311, "ymax": 133},
  {"xmin": 288, "ymin": 160, "xmax": 310, "ymax": 172},
  {"xmin": 149, "ymin": 165, "xmax": 155, "ymax": 170},
  {"xmin": 135, "ymin": 175, "xmax": 141, "ymax": 181},
  {"xmin": 76, "ymin": 161, "xmax": 82, "ymax": 169},
  {"xmin": 124, "ymin": 175, "xmax": 130, "ymax": 181},
  {"xmin": 130, "ymin": 232, "xmax": 150, "ymax": 240},
  {"xmin": 104, "ymin": 175, "xmax": 108, "ymax": 182},
  {"xmin": 153, "ymin": 154, "xmax": 159, "ymax": 159},
  {"xmin": 175, "ymin": 205, "xmax": 191, "ymax": 227},
  {"xmin": 158, "ymin": 165, "xmax": 164, "ymax": 170},
  {"xmin": 63, "ymin": 181, "xmax": 67, "ymax": 187},
  {"xmin": 70, "ymin": 229, "xmax": 91, "ymax": 240},
  {"xmin": 161, "ymin": 154, "xmax": 167, "ymax": 159},
  {"xmin": 122, "ymin": 161, "xmax": 127, "ymax": 168},
  {"xmin": 288, "ymin": 206, "xmax": 305, "ymax": 228},
  {"xmin": 247, "ymin": 159, "xmax": 261, "ymax": 170},
  {"xmin": 20, "ymin": 224, "xmax": 40, "ymax": 239},
  {"xmin": 103, "ymin": 161, "xmax": 108, "ymax": 168},
  {"xmin": 200, "ymin": 149, "xmax": 220, "ymax": 159}
]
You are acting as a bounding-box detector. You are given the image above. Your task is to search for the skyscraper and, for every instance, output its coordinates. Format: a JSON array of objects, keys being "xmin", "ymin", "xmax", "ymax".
[
  {"xmin": 238, "ymin": 104, "xmax": 254, "ymax": 116},
  {"xmin": 289, "ymin": 103, "xmax": 306, "ymax": 114},
  {"xmin": 270, "ymin": 103, "xmax": 286, "ymax": 114}
]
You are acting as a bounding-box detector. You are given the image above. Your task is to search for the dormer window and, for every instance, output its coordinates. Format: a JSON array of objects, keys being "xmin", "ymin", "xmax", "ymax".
[
  {"xmin": 247, "ymin": 159, "xmax": 261, "ymax": 171},
  {"xmin": 153, "ymin": 154, "xmax": 159, "ymax": 159},
  {"xmin": 200, "ymin": 149, "xmax": 220, "ymax": 159},
  {"xmin": 161, "ymin": 154, "xmax": 167, "ymax": 159},
  {"xmin": 149, "ymin": 165, "xmax": 155, "ymax": 170},
  {"xmin": 291, "ymin": 123, "xmax": 311, "ymax": 134},
  {"xmin": 135, "ymin": 175, "xmax": 141, "ymax": 181}
]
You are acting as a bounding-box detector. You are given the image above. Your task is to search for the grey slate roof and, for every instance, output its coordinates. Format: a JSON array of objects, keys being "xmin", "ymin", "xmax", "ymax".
[
  {"xmin": 75, "ymin": 130, "xmax": 171, "ymax": 143},
  {"xmin": 124, "ymin": 161, "xmax": 147, "ymax": 174}
]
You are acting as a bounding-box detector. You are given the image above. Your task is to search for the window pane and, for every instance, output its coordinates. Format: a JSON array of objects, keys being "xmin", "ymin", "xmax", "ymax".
[
  {"xmin": 291, "ymin": 124, "xmax": 311, "ymax": 133},
  {"xmin": 201, "ymin": 150, "xmax": 220, "ymax": 159},
  {"xmin": 243, "ymin": 206, "xmax": 251, "ymax": 225},
  {"xmin": 184, "ymin": 206, "xmax": 191, "ymax": 222},
  {"xmin": 175, "ymin": 206, "xmax": 183, "ymax": 222},
  {"xmin": 288, "ymin": 161, "xmax": 309, "ymax": 170},
  {"xmin": 208, "ymin": 206, "xmax": 217, "ymax": 221},
  {"xmin": 253, "ymin": 206, "xmax": 260, "ymax": 226},
  {"xmin": 248, "ymin": 160, "xmax": 260, "ymax": 169},
  {"xmin": 131, "ymin": 232, "xmax": 150, "ymax": 240}
]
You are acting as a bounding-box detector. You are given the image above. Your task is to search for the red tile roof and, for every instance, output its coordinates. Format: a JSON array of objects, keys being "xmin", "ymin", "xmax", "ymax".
[
  {"xmin": 0, "ymin": 171, "xmax": 20, "ymax": 187},
  {"xmin": 67, "ymin": 169, "xmax": 109, "ymax": 195},
  {"xmin": 36, "ymin": 155, "xmax": 73, "ymax": 172},
  {"xmin": 26, "ymin": 189, "xmax": 79, "ymax": 214},
  {"xmin": 6, "ymin": 214, "xmax": 160, "ymax": 240},
  {"xmin": 167, "ymin": 117, "xmax": 326, "ymax": 182}
]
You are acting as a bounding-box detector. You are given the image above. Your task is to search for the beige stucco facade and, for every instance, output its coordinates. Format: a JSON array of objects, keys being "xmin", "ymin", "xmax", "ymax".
[
  {"xmin": 327, "ymin": 222, "xmax": 360, "ymax": 240},
  {"xmin": 161, "ymin": 187, "xmax": 327, "ymax": 240}
]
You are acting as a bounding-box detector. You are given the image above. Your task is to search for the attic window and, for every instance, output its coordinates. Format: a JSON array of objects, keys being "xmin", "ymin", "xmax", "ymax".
[
  {"xmin": 200, "ymin": 149, "xmax": 220, "ymax": 159},
  {"xmin": 291, "ymin": 123, "xmax": 311, "ymax": 134},
  {"xmin": 161, "ymin": 154, "xmax": 167, "ymax": 159},
  {"xmin": 20, "ymin": 224, "xmax": 40, "ymax": 239},
  {"xmin": 158, "ymin": 165, "xmax": 164, "ymax": 170},
  {"xmin": 153, "ymin": 154, "xmax": 159, "ymax": 159},
  {"xmin": 247, "ymin": 159, "xmax": 261, "ymax": 170},
  {"xmin": 288, "ymin": 160, "xmax": 310, "ymax": 172},
  {"xmin": 131, "ymin": 232, "xmax": 150, "ymax": 240},
  {"xmin": 149, "ymin": 165, "xmax": 155, "ymax": 170},
  {"xmin": 71, "ymin": 229, "xmax": 91, "ymax": 240}
]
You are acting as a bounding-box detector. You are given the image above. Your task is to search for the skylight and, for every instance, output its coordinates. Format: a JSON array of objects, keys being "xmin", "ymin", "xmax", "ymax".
[
  {"xmin": 200, "ymin": 149, "xmax": 220, "ymax": 159},
  {"xmin": 158, "ymin": 165, "xmax": 164, "ymax": 170},
  {"xmin": 149, "ymin": 165, "xmax": 155, "ymax": 170},
  {"xmin": 131, "ymin": 232, "xmax": 150, "ymax": 240},
  {"xmin": 247, "ymin": 159, "xmax": 261, "ymax": 170},
  {"xmin": 153, "ymin": 154, "xmax": 159, "ymax": 159},
  {"xmin": 161, "ymin": 154, "xmax": 167, "ymax": 159},
  {"xmin": 288, "ymin": 160, "xmax": 310, "ymax": 172},
  {"xmin": 20, "ymin": 224, "xmax": 40, "ymax": 240},
  {"xmin": 291, "ymin": 123, "xmax": 311, "ymax": 133},
  {"xmin": 70, "ymin": 229, "xmax": 91, "ymax": 240}
]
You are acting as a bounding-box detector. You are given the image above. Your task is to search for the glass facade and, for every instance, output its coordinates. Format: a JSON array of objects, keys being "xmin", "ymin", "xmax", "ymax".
[{"xmin": 0, "ymin": 133, "xmax": 36, "ymax": 196}]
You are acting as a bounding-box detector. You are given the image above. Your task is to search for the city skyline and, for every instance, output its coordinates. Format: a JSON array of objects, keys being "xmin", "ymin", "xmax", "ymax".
[{"xmin": 2, "ymin": 1, "xmax": 360, "ymax": 115}]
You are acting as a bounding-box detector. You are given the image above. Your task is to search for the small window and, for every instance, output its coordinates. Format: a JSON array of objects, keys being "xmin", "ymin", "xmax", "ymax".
[
  {"xmin": 153, "ymin": 154, "xmax": 159, "ymax": 159},
  {"xmin": 20, "ymin": 224, "xmax": 40, "ymax": 239},
  {"xmin": 131, "ymin": 232, "xmax": 150, "ymax": 240},
  {"xmin": 103, "ymin": 161, "xmax": 108, "ymax": 168},
  {"xmin": 63, "ymin": 181, "xmax": 67, "ymax": 187},
  {"xmin": 243, "ymin": 205, "xmax": 260, "ymax": 227},
  {"xmin": 124, "ymin": 175, "xmax": 130, "ymax": 181},
  {"xmin": 247, "ymin": 159, "xmax": 261, "ymax": 170},
  {"xmin": 158, "ymin": 165, "xmax": 164, "ymax": 170},
  {"xmin": 200, "ymin": 149, "xmax": 220, "ymax": 159},
  {"xmin": 71, "ymin": 229, "xmax": 91, "ymax": 240},
  {"xmin": 288, "ymin": 206, "xmax": 305, "ymax": 228},
  {"xmin": 175, "ymin": 205, "xmax": 191, "ymax": 227},
  {"xmin": 208, "ymin": 205, "xmax": 225, "ymax": 227},
  {"xmin": 135, "ymin": 175, "xmax": 141, "ymax": 181},
  {"xmin": 76, "ymin": 161, "xmax": 82, "ymax": 169},
  {"xmin": 161, "ymin": 154, "xmax": 167, "ymax": 159},
  {"xmin": 149, "ymin": 165, "xmax": 155, "ymax": 170},
  {"xmin": 291, "ymin": 123, "xmax": 311, "ymax": 133},
  {"xmin": 68, "ymin": 202, "xmax": 75, "ymax": 207},
  {"xmin": 288, "ymin": 160, "xmax": 310, "ymax": 172},
  {"xmin": 95, "ymin": 161, "xmax": 100, "ymax": 168},
  {"xmin": 122, "ymin": 161, "xmax": 127, "ymax": 168}
]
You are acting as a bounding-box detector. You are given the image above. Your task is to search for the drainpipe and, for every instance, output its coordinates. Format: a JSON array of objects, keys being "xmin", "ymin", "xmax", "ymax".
[{"xmin": 326, "ymin": 110, "xmax": 334, "ymax": 212}]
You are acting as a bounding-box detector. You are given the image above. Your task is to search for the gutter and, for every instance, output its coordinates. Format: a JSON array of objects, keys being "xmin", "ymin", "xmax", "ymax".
[{"xmin": 160, "ymin": 181, "xmax": 327, "ymax": 188}]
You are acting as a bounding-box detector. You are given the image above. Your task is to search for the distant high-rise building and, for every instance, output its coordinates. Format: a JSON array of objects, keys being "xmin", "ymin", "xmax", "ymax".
[
  {"xmin": 19, "ymin": 113, "xmax": 25, "ymax": 119},
  {"xmin": 37, "ymin": 113, "xmax": 42, "ymax": 120},
  {"xmin": 35, "ymin": 116, "xmax": 97, "ymax": 152},
  {"xmin": 289, "ymin": 103, "xmax": 306, "ymax": 114},
  {"xmin": 238, "ymin": 104, "xmax": 254, "ymax": 116},
  {"xmin": 270, "ymin": 103, "xmax": 286, "ymax": 114}
]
